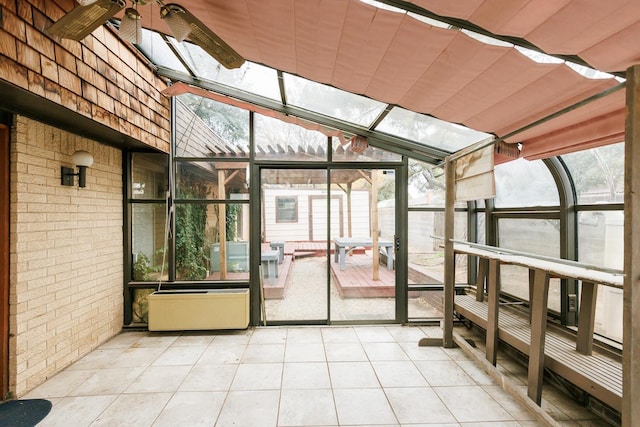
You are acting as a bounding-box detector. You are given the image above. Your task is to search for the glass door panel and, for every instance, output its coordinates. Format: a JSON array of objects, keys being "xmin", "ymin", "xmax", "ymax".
[
  {"xmin": 261, "ymin": 169, "xmax": 329, "ymax": 322},
  {"xmin": 329, "ymin": 169, "xmax": 396, "ymax": 322}
]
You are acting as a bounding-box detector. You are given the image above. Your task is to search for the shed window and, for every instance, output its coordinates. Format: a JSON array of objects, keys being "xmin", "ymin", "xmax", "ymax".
[{"xmin": 276, "ymin": 196, "xmax": 298, "ymax": 222}]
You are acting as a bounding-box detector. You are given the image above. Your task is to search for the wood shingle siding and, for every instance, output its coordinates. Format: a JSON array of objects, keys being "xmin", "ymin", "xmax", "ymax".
[{"xmin": 0, "ymin": 0, "xmax": 170, "ymax": 152}]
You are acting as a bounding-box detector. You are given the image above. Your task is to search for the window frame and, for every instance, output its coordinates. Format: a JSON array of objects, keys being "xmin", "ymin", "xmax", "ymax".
[{"xmin": 275, "ymin": 196, "xmax": 299, "ymax": 223}]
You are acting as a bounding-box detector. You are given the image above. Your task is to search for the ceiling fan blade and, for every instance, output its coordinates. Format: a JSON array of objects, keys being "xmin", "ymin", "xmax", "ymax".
[
  {"xmin": 46, "ymin": 0, "xmax": 126, "ymax": 41},
  {"xmin": 163, "ymin": 4, "xmax": 245, "ymax": 70}
]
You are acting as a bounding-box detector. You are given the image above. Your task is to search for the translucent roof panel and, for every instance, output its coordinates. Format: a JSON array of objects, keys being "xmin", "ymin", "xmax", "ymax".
[
  {"xmin": 175, "ymin": 95, "xmax": 250, "ymax": 158},
  {"xmin": 170, "ymin": 40, "xmax": 281, "ymax": 101},
  {"xmin": 136, "ymin": 30, "xmax": 188, "ymax": 73},
  {"xmin": 283, "ymin": 73, "xmax": 387, "ymax": 127},
  {"xmin": 376, "ymin": 107, "xmax": 490, "ymax": 152}
]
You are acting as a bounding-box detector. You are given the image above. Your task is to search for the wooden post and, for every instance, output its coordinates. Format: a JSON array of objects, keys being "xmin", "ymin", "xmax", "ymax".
[
  {"xmin": 371, "ymin": 170, "xmax": 380, "ymax": 281},
  {"xmin": 528, "ymin": 269, "xmax": 535, "ymax": 324},
  {"xmin": 623, "ymin": 64, "xmax": 640, "ymax": 427},
  {"xmin": 528, "ymin": 268, "xmax": 550, "ymax": 406},
  {"xmin": 576, "ymin": 281, "xmax": 598, "ymax": 355},
  {"xmin": 443, "ymin": 159, "xmax": 456, "ymax": 348},
  {"xmin": 346, "ymin": 182, "xmax": 353, "ymax": 237},
  {"xmin": 476, "ymin": 258, "xmax": 487, "ymax": 302},
  {"xmin": 486, "ymin": 259, "xmax": 500, "ymax": 365},
  {"xmin": 218, "ymin": 170, "xmax": 227, "ymax": 280}
]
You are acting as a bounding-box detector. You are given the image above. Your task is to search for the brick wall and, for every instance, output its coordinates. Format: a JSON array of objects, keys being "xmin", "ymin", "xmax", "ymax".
[
  {"xmin": 0, "ymin": 0, "xmax": 170, "ymax": 152},
  {"xmin": 9, "ymin": 115, "xmax": 123, "ymax": 397}
]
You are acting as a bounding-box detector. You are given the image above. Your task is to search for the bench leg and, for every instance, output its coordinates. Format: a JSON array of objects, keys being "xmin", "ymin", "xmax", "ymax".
[
  {"xmin": 528, "ymin": 268, "xmax": 550, "ymax": 405},
  {"xmin": 340, "ymin": 247, "xmax": 346, "ymax": 270},
  {"xmin": 528, "ymin": 269, "xmax": 535, "ymax": 324},
  {"xmin": 486, "ymin": 259, "xmax": 500, "ymax": 366},
  {"xmin": 476, "ymin": 258, "xmax": 487, "ymax": 302},
  {"xmin": 576, "ymin": 281, "xmax": 598, "ymax": 355}
]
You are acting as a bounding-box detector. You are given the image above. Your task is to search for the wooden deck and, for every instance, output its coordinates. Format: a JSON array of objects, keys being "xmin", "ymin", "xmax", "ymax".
[
  {"xmin": 262, "ymin": 241, "xmax": 405, "ymax": 299},
  {"xmin": 330, "ymin": 251, "xmax": 397, "ymax": 298}
]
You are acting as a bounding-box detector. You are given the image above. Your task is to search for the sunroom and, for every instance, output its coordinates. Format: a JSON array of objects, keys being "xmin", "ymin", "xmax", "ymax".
[{"xmin": 2, "ymin": 0, "xmax": 640, "ymax": 425}]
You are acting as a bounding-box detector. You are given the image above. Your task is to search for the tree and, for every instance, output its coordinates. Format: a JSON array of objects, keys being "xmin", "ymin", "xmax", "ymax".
[
  {"xmin": 561, "ymin": 143, "xmax": 624, "ymax": 202},
  {"xmin": 180, "ymin": 94, "xmax": 249, "ymax": 145}
]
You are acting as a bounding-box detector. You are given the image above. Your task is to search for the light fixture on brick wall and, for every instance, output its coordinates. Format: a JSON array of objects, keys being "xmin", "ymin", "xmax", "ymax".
[{"xmin": 61, "ymin": 151, "xmax": 94, "ymax": 188}]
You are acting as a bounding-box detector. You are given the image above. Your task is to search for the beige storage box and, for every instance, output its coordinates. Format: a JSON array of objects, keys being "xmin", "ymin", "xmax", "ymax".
[{"xmin": 148, "ymin": 289, "xmax": 250, "ymax": 331}]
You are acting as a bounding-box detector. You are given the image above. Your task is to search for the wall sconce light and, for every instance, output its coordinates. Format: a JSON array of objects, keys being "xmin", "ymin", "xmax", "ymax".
[{"xmin": 61, "ymin": 150, "xmax": 94, "ymax": 188}]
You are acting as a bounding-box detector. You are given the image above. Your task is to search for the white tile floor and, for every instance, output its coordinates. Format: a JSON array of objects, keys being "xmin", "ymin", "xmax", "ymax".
[{"xmin": 24, "ymin": 325, "xmax": 604, "ymax": 426}]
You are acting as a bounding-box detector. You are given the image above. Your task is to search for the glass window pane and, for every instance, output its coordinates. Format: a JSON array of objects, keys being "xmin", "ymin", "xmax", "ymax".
[
  {"xmin": 331, "ymin": 137, "xmax": 402, "ymax": 162},
  {"xmin": 494, "ymin": 158, "xmax": 559, "ymax": 208},
  {"xmin": 131, "ymin": 153, "xmax": 168, "ymax": 200},
  {"xmin": 591, "ymin": 282, "xmax": 622, "ymax": 343},
  {"xmin": 376, "ymin": 107, "xmax": 490, "ymax": 152},
  {"xmin": 477, "ymin": 212, "xmax": 486, "ymax": 245},
  {"xmin": 498, "ymin": 218, "xmax": 561, "ymax": 312},
  {"xmin": 283, "ymin": 73, "xmax": 387, "ymax": 126},
  {"xmin": 254, "ymin": 114, "xmax": 328, "ymax": 161},
  {"xmin": 175, "ymin": 95, "xmax": 250, "ymax": 158},
  {"xmin": 262, "ymin": 169, "xmax": 330, "ymax": 321},
  {"xmin": 577, "ymin": 210, "xmax": 623, "ymax": 343},
  {"xmin": 578, "ymin": 210, "xmax": 623, "ymax": 269},
  {"xmin": 329, "ymin": 169, "xmax": 397, "ymax": 322},
  {"xmin": 408, "ymin": 211, "xmax": 468, "ymax": 286},
  {"xmin": 276, "ymin": 196, "xmax": 298, "ymax": 222},
  {"xmin": 132, "ymin": 203, "xmax": 168, "ymax": 281},
  {"xmin": 407, "ymin": 160, "xmax": 466, "ymax": 208},
  {"xmin": 407, "ymin": 211, "xmax": 467, "ymax": 320},
  {"xmin": 176, "ymin": 161, "xmax": 249, "ymax": 200},
  {"xmin": 172, "ymin": 42, "xmax": 281, "ymax": 100},
  {"xmin": 136, "ymin": 31, "xmax": 188, "ymax": 73},
  {"xmin": 561, "ymin": 142, "xmax": 624, "ymax": 204},
  {"xmin": 176, "ymin": 202, "xmax": 249, "ymax": 281}
]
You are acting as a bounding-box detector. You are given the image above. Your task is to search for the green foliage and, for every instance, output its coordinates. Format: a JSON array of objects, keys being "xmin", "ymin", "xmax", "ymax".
[
  {"xmin": 226, "ymin": 204, "xmax": 241, "ymax": 241},
  {"xmin": 176, "ymin": 175, "xmax": 208, "ymax": 280},
  {"xmin": 132, "ymin": 288, "xmax": 154, "ymax": 323},
  {"xmin": 132, "ymin": 252, "xmax": 152, "ymax": 281}
]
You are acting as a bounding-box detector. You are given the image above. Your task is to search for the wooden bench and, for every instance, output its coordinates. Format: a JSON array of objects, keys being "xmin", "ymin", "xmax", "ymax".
[{"xmin": 453, "ymin": 242, "xmax": 623, "ymax": 411}]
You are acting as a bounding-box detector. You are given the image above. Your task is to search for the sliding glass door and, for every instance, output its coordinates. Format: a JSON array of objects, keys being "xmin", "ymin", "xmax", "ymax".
[{"xmin": 259, "ymin": 167, "xmax": 398, "ymax": 323}]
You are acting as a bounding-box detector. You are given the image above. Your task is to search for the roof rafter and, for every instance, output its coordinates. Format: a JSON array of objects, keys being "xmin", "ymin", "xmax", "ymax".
[{"xmin": 157, "ymin": 67, "xmax": 451, "ymax": 164}]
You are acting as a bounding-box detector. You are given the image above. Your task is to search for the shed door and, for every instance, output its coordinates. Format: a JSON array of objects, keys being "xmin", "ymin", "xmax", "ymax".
[{"xmin": 309, "ymin": 195, "xmax": 342, "ymax": 241}]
